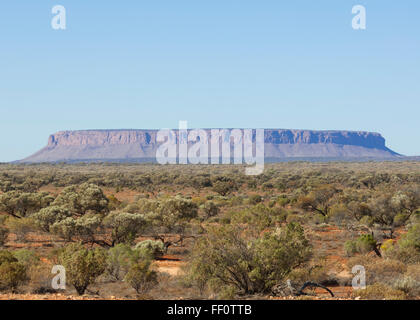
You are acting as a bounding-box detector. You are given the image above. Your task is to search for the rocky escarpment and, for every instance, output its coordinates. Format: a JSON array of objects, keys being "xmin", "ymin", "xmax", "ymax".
[{"xmin": 20, "ymin": 129, "xmax": 400, "ymax": 163}]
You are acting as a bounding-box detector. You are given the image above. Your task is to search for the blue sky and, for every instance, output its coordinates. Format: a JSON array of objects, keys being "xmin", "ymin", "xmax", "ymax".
[{"xmin": 0, "ymin": 1, "xmax": 419, "ymax": 161}]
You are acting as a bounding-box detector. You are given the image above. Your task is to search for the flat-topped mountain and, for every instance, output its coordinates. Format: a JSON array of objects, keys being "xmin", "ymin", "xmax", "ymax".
[{"xmin": 20, "ymin": 129, "xmax": 401, "ymax": 163}]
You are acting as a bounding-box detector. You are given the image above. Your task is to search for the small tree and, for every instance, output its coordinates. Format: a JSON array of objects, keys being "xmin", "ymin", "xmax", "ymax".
[
  {"xmin": 212, "ymin": 180, "xmax": 237, "ymax": 196},
  {"xmin": 5, "ymin": 217, "xmax": 36, "ymax": 243},
  {"xmin": 0, "ymin": 250, "xmax": 27, "ymax": 292},
  {"xmin": 0, "ymin": 191, "xmax": 53, "ymax": 218},
  {"xmin": 32, "ymin": 205, "xmax": 72, "ymax": 232},
  {"xmin": 0, "ymin": 226, "xmax": 9, "ymax": 247},
  {"xmin": 58, "ymin": 243, "xmax": 106, "ymax": 295},
  {"xmin": 125, "ymin": 260, "xmax": 158, "ymax": 294},
  {"xmin": 187, "ymin": 222, "xmax": 311, "ymax": 295},
  {"xmin": 103, "ymin": 212, "xmax": 146, "ymax": 246},
  {"xmin": 202, "ymin": 201, "xmax": 220, "ymax": 219},
  {"xmin": 106, "ymin": 244, "xmax": 137, "ymax": 281},
  {"xmin": 52, "ymin": 183, "xmax": 109, "ymax": 216}
]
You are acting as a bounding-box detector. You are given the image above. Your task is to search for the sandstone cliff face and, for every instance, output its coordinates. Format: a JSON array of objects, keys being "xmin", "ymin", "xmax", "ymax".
[{"xmin": 21, "ymin": 129, "xmax": 399, "ymax": 163}]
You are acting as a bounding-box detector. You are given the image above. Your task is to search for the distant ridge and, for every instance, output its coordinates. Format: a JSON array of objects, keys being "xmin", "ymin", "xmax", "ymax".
[{"xmin": 20, "ymin": 129, "xmax": 401, "ymax": 163}]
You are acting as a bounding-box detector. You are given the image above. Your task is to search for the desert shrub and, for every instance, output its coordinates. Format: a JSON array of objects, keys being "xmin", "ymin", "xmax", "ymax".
[
  {"xmin": 391, "ymin": 275, "xmax": 420, "ymax": 297},
  {"xmin": 50, "ymin": 214, "xmax": 102, "ymax": 243},
  {"xmin": 388, "ymin": 223, "xmax": 420, "ymax": 263},
  {"xmin": 0, "ymin": 250, "xmax": 27, "ymax": 292},
  {"xmin": 380, "ymin": 239, "xmax": 395, "ymax": 257},
  {"xmin": 32, "ymin": 205, "xmax": 72, "ymax": 232},
  {"xmin": 5, "ymin": 217, "xmax": 37, "ymax": 243},
  {"xmin": 212, "ymin": 180, "xmax": 237, "ymax": 196},
  {"xmin": 103, "ymin": 212, "xmax": 146, "ymax": 245},
  {"xmin": 202, "ymin": 201, "xmax": 220, "ymax": 219},
  {"xmin": 276, "ymin": 195, "xmax": 290, "ymax": 207},
  {"xmin": 106, "ymin": 244, "xmax": 137, "ymax": 281},
  {"xmin": 0, "ymin": 191, "xmax": 54, "ymax": 218},
  {"xmin": 144, "ymin": 197, "xmax": 198, "ymax": 237},
  {"xmin": 134, "ymin": 240, "xmax": 164, "ymax": 260},
  {"xmin": 51, "ymin": 217, "xmax": 77, "ymax": 242},
  {"xmin": 124, "ymin": 203, "xmax": 140, "ymax": 213},
  {"xmin": 345, "ymin": 234, "xmax": 378, "ymax": 256},
  {"xmin": 0, "ymin": 226, "xmax": 9, "ymax": 247},
  {"xmin": 393, "ymin": 213, "xmax": 410, "ymax": 227},
  {"xmin": 287, "ymin": 262, "xmax": 330, "ymax": 286},
  {"xmin": 359, "ymin": 215, "xmax": 374, "ymax": 227},
  {"xmin": 344, "ymin": 240, "xmax": 358, "ymax": 256},
  {"xmin": 365, "ymin": 259, "xmax": 407, "ymax": 286},
  {"xmin": 13, "ymin": 249, "xmax": 40, "ymax": 269},
  {"xmin": 369, "ymin": 194, "xmax": 399, "ymax": 229},
  {"xmin": 298, "ymin": 185, "xmax": 338, "ymax": 217},
  {"xmin": 57, "ymin": 242, "xmax": 106, "ymax": 295},
  {"xmin": 354, "ymin": 283, "xmax": 406, "ymax": 300},
  {"xmin": 107, "ymin": 194, "xmax": 121, "ymax": 211},
  {"xmin": 125, "ymin": 260, "xmax": 158, "ymax": 294},
  {"xmin": 12, "ymin": 249, "xmax": 48, "ymax": 290},
  {"xmin": 187, "ymin": 222, "xmax": 311, "ymax": 295},
  {"xmin": 52, "ymin": 183, "xmax": 109, "ymax": 215},
  {"xmin": 329, "ymin": 204, "xmax": 353, "ymax": 226},
  {"xmin": 248, "ymin": 194, "xmax": 263, "ymax": 205}
]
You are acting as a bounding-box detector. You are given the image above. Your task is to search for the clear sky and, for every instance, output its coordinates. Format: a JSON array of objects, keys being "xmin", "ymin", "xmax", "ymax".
[{"xmin": 0, "ymin": 1, "xmax": 419, "ymax": 162}]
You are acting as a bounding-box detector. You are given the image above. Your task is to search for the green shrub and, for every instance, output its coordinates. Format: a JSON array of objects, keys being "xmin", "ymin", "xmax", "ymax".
[
  {"xmin": 187, "ymin": 222, "xmax": 311, "ymax": 295},
  {"xmin": 106, "ymin": 244, "xmax": 137, "ymax": 281},
  {"xmin": 202, "ymin": 201, "xmax": 220, "ymax": 219},
  {"xmin": 344, "ymin": 240, "xmax": 358, "ymax": 256},
  {"xmin": 359, "ymin": 215, "xmax": 374, "ymax": 227},
  {"xmin": 13, "ymin": 249, "xmax": 40, "ymax": 269},
  {"xmin": 32, "ymin": 206, "xmax": 72, "ymax": 232},
  {"xmin": 390, "ymin": 223, "xmax": 420, "ymax": 263},
  {"xmin": 58, "ymin": 243, "xmax": 106, "ymax": 295},
  {"xmin": 134, "ymin": 240, "xmax": 164, "ymax": 260},
  {"xmin": 0, "ymin": 226, "xmax": 9, "ymax": 247},
  {"xmin": 0, "ymin": 250, "xmax": 27, "ymax": 292},
  {"xmin": 355, "ymin": 283, "xmax": 406, "ymax": 300},
  {"xmin": 103, "ymin": 212, "xmax": 146, "ymax": 245},
  {"xmin": 125, "ymin": 260, "xmax": 158, "ymax": 294},
  {"xmin": 248, "ymin": 194, "xmax": 263, "ymax": 205},
  {"xmin": 5, "ymin": 217, "xmax": 37, "ymax": 243}
]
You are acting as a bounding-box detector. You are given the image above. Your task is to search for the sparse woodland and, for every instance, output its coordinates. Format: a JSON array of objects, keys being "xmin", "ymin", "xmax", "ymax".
[{"xmin": 0, "ymin": 162, "xmax": 419, "ymax": 300}]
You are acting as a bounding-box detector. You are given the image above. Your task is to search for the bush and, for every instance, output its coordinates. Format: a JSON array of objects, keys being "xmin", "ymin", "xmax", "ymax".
[
  {"xmin": 58, "ymin": 243, "xmax": 106, "ymax": 295},
  {"xmin": 125, "ymin": 260, "xmax": 158, "ymax": 294},
  {"xmin": 359, "ymin": 215, "xmax": 374, "ymax": 227},
  {"xmin": 5, "ymin": 217, "xmax": 37, "ymax": 243},
  {"xmin": 345, "ymin": 234, "xmax": 378, "ymax": 256},
  {"xmin": 202, "ymin": 201, "xmax": 220, "ymax": 219},
  {"xmin": 106, "ymin": 244, "xmax": 137, "ymax": 281},
  {"xmin": 0, "ymin": 226, "xmax": 9, "ymax": 247},
  {"xmin": 0, "ymin": 250, "xmax": 27, "ymax": 292},
  {"xmin": 354, "ymin": 283, "xmax": 406, "ymax": 300},
  {"xmin": 390, "ymin": 223, "xmax": 420, "ymax": 263},
  {"xmin": 364, "ymin": 259, "xmax": 407, "ymax": 286},
  {"xmin": 52, "ymin": 183, "xmax": 109, "ymax": 215},
  {"xmin": 391, "ymin": 276, "xmax": 420, "ymax": 297},
  {"xmin": 32, "ymin": 206, "xmax": 72, "ymax": 233},
  {"xmin": 134, "ymin": 240, "xmax": 164, "ymax": 260},
  {"xmin": 103, "ymin": 212, "xmax": 146, "ymax": 245},
  {"xmin": 13, "ymin": 249, "xmax": 40, "ymax": 269},
  {"xmin": 187, "ymin": 222, "xmax": 311, "ymax": 295},
  {"xmin": 212, "ymin": 180, "xmax": 237, "ymax": 196},
  {"xmin": 248, "ymin": 194, "xmax": 262, "ymax": 205}
]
